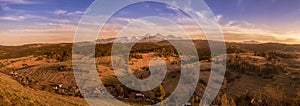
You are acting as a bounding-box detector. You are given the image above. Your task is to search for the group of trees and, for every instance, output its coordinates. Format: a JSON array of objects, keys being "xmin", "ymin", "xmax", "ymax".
[
  {"xmin": 0, "ymin": 42, "xmax": 213, "ymax": 62},
  {"xmin": 95, "ymin": 44, "xmax": 112, "ymax": 57},
  {"xmin": 227, "ymin": 45, "xmax": 247, "ymax": 54},
  {"xmin": 0, "ymin": 62, "xmax": 3, "ymax": 68},
  {"xmin": 155, "ymin": 46, "xmax": 178, "ymax": 58},
  {"xmin": 211, "ymin": 93, "xmax": 236, "ymax": 106},
  {"xmin": 235, "ymin": 85, "xmax": 299, "ymax": 106},
  {"xmin": 155, "ymin": 84, "xmax": 166, "ymax": 102},
  {"xmin": 44, "ymin": 47, "xmax": 71, "ymax": 62},
  {"xmin": 210, "ymin": 84, "xmax": 300, "ymax": 106},
  {"xmin": 0, "ymin": 44, "xmax": 74, "ymax": 60},
  {"xmin": 129, "ymin": 52, "xmax": 143, "ymax": 59},
  {"xmin": 227, "ymin": 56, "xmax": 287, "ymax": 79},
  {"xmin": 254, "ymin": 51, "xmax": 296, "ymax": 61}
]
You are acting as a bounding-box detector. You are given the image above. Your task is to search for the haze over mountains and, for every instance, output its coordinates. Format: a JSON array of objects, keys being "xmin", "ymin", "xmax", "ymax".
[{"xmin": 96, "ymin": 33, "xmax": 184, "ymax": 44}]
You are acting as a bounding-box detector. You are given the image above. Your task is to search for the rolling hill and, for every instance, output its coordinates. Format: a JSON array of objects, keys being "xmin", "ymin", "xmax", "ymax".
[{"xmin": 0, "ymin": 72, "xmax": 90, "ymax": 106}]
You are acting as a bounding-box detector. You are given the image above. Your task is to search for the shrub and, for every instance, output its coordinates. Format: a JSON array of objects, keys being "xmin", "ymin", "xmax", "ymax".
[
  {"xmin": 0, "ymin": 62, "xmax": 3, "ymax": 68},
  {"xmin": 129, "ymin": 52, "xmax": 142, "ymax": 59}
]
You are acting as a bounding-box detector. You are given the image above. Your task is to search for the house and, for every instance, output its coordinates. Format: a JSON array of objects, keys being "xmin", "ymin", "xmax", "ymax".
[
  {"xmin": 9, "ymin": 71, "xmax": 18, "ymax": 76},
  {"xmin": 182, "ymin": 103, "xmax": 191, "ymax": 106},
  {"xmin": 135, "ymin": 93, "xmax": 145, "ymax": 99},
  {"xmin": 129, "ymin": 92, "xmax": 137, "ymax": 99},
  {"xmin": 54, "ymin": 86, "xmax": 58, "ymax": 90},
  {"xmin": 58, "ymin": 84, "xmax": 63, "ymax": 88},
  {"xmin": 128, "ymin": 92, "xmax": 145, "ymax": 99}
]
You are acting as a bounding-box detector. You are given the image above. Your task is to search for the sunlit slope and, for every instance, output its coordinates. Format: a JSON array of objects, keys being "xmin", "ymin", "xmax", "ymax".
[{"xmin": 0, "ymin": 73, "xmax": 88, "ymax": 106}]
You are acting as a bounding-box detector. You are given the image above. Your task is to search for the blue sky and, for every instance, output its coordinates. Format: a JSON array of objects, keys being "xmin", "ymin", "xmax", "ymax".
[
  {"xmin": 0, "ymin": 0, "xmax": 300, "ymax": 45},
  {"xmin": 205, "ymin": 0, "xmax": 300, "ymax": 32}
]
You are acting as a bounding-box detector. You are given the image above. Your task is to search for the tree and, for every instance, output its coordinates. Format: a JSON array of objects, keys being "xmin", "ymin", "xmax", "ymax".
[
  {"xmin": 156, "ymin": 84, "xmax": 166, "ymax": 102},
  {"xmin": 0, "ymin": 62, "xmax": 3, "ymax": 68}
]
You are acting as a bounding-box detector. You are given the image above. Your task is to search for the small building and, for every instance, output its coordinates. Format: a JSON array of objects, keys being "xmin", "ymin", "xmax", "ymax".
[
  {"xmin": 10, "ymin": 71, "xmax": 18, "ymax": 76},
  {"xmin": 58, "ymin": 84, "xmax": 63, "ymax": 88},
  {"xmin": 135, "ymin": 93, "xmax": 145, "ymax": 99},
  {"xmin": 128, "ymin": 92, "xmax": 145, "ymax": 99},
  {"xmin": 129, "ymin": 92, "xmax": 136, "ymax": 99}
]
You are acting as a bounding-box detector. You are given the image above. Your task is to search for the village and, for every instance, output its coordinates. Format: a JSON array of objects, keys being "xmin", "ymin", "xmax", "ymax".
[
  {"xmin": 0, "ymin": 50, "xmax": 196, "ymax": 105},
  {"xmin": 8, "ymin": 69, "xmax": 196, "ymax": 105},
  {"xmin": 7, "ymin": 70, "xmax": 175, "ymax": 105}
]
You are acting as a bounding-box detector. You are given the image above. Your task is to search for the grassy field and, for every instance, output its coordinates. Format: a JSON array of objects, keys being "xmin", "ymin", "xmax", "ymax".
[
  {"xmin": 0, "ymin": 73, "xmax": 90, "ymax": 106},
  {"xmin": 0, "ymin": 40, "xmax": 299, "ymax": 105}
]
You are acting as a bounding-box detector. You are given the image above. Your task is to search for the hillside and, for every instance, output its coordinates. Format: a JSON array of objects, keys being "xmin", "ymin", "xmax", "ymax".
[
  {"xmin": 0, "ymin": 72, "xmax": 89, "ymax": 106},
  {"xmin": 0, "ymin": 40, "xmax": 299, "ymax": 105}
]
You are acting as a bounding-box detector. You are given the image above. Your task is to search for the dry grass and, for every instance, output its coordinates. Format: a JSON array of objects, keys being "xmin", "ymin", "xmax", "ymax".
[
  {"xmin": 0, "ymin": 73, "xmax": 90, "ymax": 106},
  {"xmin": 0, "ymin": 42, "xmax": 299, "ymax": 105}
]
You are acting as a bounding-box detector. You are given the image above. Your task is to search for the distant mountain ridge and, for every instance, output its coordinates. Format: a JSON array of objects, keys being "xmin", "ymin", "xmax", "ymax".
[
  {"xmin": 96, "ymin": 33, "xmax": 183, "ymax": 44},
  {"xmin": 243, "ymin": 40, "xmax": 261, "ymax": 44}
]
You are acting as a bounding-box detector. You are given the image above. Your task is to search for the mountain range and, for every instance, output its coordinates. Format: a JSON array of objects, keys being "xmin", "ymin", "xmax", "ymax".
[{"xmin": 96, "ymin": 33, "xmax": 184, "ymax": 44}]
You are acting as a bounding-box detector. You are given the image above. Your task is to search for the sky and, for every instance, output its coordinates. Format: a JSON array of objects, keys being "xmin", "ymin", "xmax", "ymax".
[{"xmin": 0, "ymin": 0, "xmax": 300, "ymax": 45}]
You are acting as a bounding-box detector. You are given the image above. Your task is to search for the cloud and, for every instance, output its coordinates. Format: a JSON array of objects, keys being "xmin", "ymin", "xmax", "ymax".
[
  {"xmin": 224, "ymin": 33, "xmax": 300, "ymax": 44},
  {"xmin": 0, "ymin": 16, "xmax": 25, "ymax": 21},
  {"xmin": 49, "ymin": 19, "xmax": 72, "ymax": 24},
  {"xmin": 112, "ymin": 17, "xmax": 135, "ymax": 23},
  {"xmin": 169, "ymin": 7, "xmax": 300, "ymax": 44},
  {"xmin": 222, "ymin": 20, "xmax": 278, "ymax": 37},
  {"xmin": 54, "ymin": 10, "xmax": 68, "ymax": 15},
  {"xmin": 219, "ymin": 20, "xmax": 300, "ymax": 44},
  {"xmin": 54, "ymin": 9, "xmax": 84, "ymax": 16},
  {"xmin": 67, "ymin": 11, "xmax": 84, "ymax": 16},
  {"xmin": 0, "ymin": 14, "xmax": 47, "ymax": 22},
  {"xmin": 215, "ymin": 14, "xmax": 223, "ymax": 22},
  {"xmin": 0, "ymin": 20, "xmax": 77, "ymax": 45},
  {"xmin": 0, "ymin": 0, "xmax": 39, "ymax": 4}
]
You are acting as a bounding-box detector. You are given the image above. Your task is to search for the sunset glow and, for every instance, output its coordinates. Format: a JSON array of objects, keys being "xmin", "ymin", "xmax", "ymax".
[{"xmin": 1, "ymin": 0, "xmax": 300, "ymax": 45}]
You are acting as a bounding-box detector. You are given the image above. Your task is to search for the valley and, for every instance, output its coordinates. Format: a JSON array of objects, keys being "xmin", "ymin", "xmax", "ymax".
[{"xmin": 0, "ymin": 40, "xmax": 299, "ymax": 105}]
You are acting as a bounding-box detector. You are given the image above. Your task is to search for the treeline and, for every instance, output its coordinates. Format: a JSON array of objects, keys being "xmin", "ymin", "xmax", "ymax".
[
  {"xmin": 1, "ymin": 41, "xmax": 298, "ymax": 61},
  {"xmin": 44, "ymin": 47, "xmax": 72, "ymax": 62},
  {"xmin": 237, "ymin": 43, "xmax": 300, "ymax": 52},
  {"xmin": 227, "ymin": 45, "xmax": 248, "ymax": 54},
  {"xmin": 254, "ymin": 51, "xmax": 296, "ymax": 60},
  {"xmin": 0, "ymin": 44, "xmax": 73, "ymax": 60}
]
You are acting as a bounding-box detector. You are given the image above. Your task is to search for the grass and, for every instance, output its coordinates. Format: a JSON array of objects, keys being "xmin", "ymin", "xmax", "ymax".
[{"xmin": 0, "ymin": 72, "xmax": 89, "ymax": 106}]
